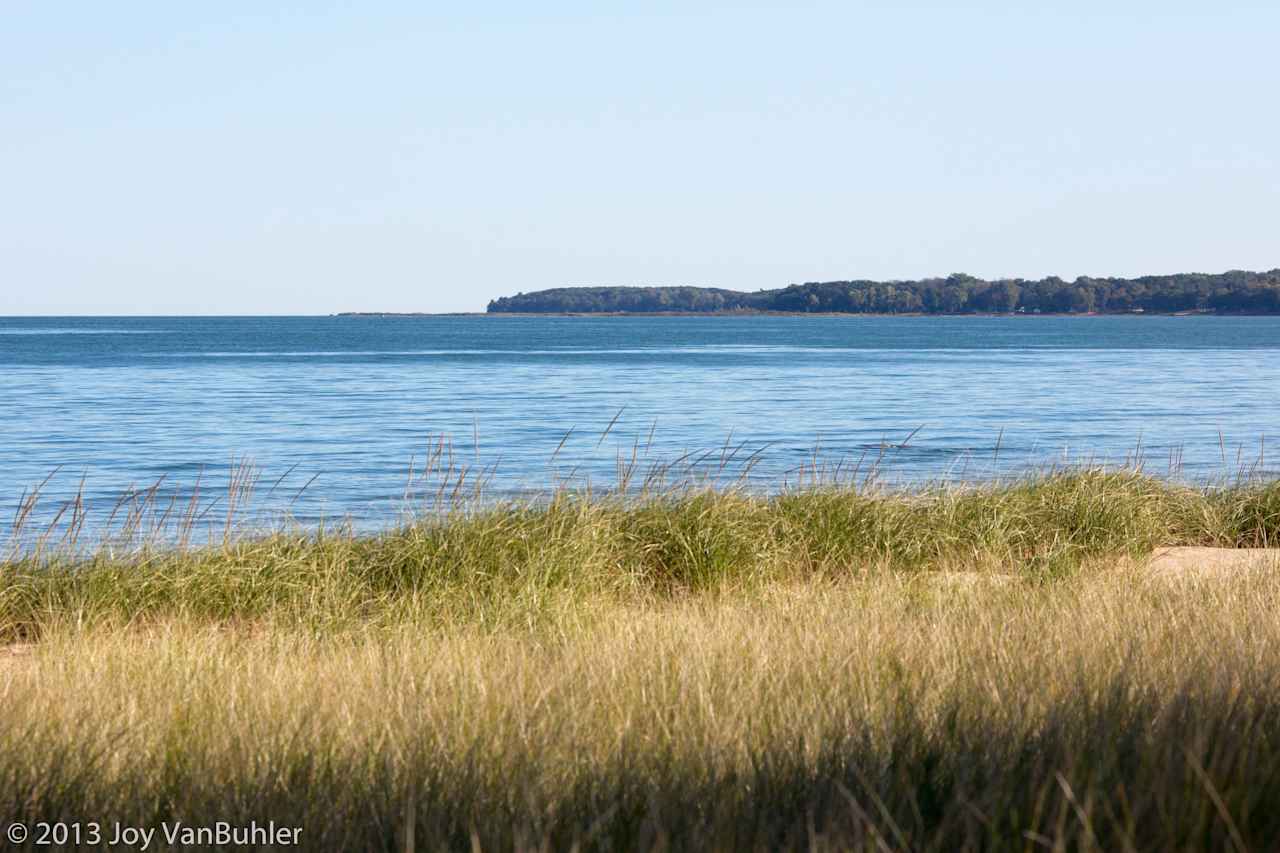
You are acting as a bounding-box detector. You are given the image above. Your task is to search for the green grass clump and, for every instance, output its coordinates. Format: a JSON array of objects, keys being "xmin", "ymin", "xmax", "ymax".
[
  {"xmin": 4, "ymin": 469, "xmax": 1279, "ymax": 638},
  {"xmin": 1210, "ymin": 480, "xmax": 1280, "ymax": 546}
]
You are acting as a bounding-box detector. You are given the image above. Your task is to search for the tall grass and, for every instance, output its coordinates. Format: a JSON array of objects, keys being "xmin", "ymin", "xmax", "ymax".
[
  {"xmin": 4, "ymin": 568, "xmax": 1280, "ymax": 850},
  {"xmin": 2, "ymin": 469, "xmax": 1280, "ymax": 849},
  {"xmin": 3, "ymin": 470, "xmax": 1279, "ymax": 637}
]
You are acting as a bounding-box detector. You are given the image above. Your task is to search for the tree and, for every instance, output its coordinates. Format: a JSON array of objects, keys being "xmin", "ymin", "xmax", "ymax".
[{"xmin": 1069, "ymin": 287, "xmax": 1095, "ymax": 313}]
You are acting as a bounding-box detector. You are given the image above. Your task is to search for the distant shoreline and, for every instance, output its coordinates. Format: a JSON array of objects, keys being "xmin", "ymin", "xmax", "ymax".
[
  {"xmin": 331, "ymin": 309, "xmax": 1264, "ymax": 318},
  {"xmin": 483, "ymin": 269, "xmax": 1280, "ymax": 315}
]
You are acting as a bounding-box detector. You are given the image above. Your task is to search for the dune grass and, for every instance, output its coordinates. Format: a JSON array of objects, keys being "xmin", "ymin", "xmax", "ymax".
[
  {"xmin": 3, "ymin": 470, "xmax": 1280, "ymax": 849},
  {"xmin": 3, "ymin": 470, "xmax": 1278, "ymax": 636}
]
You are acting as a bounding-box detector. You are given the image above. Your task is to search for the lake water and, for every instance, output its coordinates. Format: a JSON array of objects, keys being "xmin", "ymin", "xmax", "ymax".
[{"xmin": 3, "ymin": 315, "xmax": 1279, "ymax": 540}]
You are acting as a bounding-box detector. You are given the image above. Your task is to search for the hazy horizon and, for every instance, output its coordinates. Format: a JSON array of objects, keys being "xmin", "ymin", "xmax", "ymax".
[{"xmin": 5, "ymin": 2, "xmax": 1278, "ymax": 315}]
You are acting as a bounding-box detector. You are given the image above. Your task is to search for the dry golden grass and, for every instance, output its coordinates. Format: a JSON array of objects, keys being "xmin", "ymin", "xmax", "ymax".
[{"xmin": 4, "ymin": 560, "xmax": 1280, "ymax": 850}]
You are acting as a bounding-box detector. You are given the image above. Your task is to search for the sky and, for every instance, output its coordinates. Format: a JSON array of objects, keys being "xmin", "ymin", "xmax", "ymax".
[{"xmin": 3, "ymin": 1, "xmax": 1278, "ymax": 315}]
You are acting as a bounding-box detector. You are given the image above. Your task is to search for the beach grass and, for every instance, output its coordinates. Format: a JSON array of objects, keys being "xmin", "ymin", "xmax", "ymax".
[
  {"xmin": 4, "ymin": 469, "xmax": 1278, "ymax": 635},
  {"xmin": 3, "ymin": 470, "xmax": 1280, "ymax": 849}
]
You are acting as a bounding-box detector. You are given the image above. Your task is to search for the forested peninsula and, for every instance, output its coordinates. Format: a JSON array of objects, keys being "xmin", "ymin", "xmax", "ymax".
[{"xmin": 486, "ymin": 269, "xmax": 1280, "ymax": 315}]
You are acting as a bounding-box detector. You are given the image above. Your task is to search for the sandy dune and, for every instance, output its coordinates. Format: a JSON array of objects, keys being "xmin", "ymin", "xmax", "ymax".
[{"xmin": 1147, "ymin": 546, "xmax": 1280, "ymax": 576}]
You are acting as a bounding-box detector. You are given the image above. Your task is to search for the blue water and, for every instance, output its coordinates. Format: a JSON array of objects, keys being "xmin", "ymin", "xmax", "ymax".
[{"xmin": 3, "ymin": 315, "xmax": 1279, "ymax": 540}]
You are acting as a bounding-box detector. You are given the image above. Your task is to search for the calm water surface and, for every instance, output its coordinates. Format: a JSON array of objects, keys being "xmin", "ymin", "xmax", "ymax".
[{"xmin": 3, "ymin": 315, "xmax": 1278, "ymax": 537}]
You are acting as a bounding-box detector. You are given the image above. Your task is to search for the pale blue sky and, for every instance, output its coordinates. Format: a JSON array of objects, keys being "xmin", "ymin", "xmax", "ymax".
[{"xmin": 3, "ymin": 2, "xmax": 1277, "ymax": 314}]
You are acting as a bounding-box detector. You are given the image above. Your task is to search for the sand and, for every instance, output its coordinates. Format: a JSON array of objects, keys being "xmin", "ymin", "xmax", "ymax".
[{"xmin": 1146, "ymin": 546, "xmax": 1280, "ymax": 577}]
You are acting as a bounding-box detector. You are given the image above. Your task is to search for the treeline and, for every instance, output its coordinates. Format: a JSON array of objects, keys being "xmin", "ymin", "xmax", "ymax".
[
  {"xmin": 486, "ymin": 269, "xmax": 1280, "ymax": 315},
  {"xmin": 488, "ymin": 286, "xmax": 765, "ymax": 314}
]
